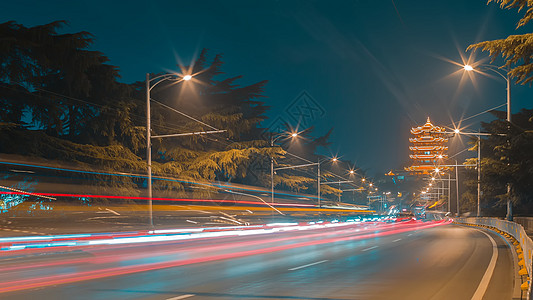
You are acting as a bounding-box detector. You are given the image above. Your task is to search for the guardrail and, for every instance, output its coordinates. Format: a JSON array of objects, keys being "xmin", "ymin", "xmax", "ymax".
[
  {"xmin": 455, "ymin": 217, "xmax": 532, "ymax": 299},
  {"xmin": 515, "ymin": 217, "xmax": 533, "ymax": 235}
]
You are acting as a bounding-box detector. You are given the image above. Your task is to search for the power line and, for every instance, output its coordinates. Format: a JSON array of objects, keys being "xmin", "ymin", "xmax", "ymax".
[{"xmin": 445, "ymin": 103, "xmax": 506, "ymax": 128}]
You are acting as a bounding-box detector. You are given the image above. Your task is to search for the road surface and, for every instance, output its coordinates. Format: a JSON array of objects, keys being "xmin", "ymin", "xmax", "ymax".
[{"xmin": 0, "ymin": 220, "xmax": 516, "ymax": 299}]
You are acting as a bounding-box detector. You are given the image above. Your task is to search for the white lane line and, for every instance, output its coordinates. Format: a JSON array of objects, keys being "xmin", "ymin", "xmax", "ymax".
[
  {"xmin": 392, "ymin": 238, "xmax": 402, "ymax": 242},
  {"xmin": 471, "ymin": 230, "xmax": 498, "ymax": 300},
  {"xmin": 361, "ymin": 246, "xmax": 379, "ymax": 252},
  {"xmin": 105, "ymin": 208, "xmax": 120, "ymax": 215},
  {"xmin": 289, "ymin": 260, "xmax": 329, "ymax": 271},
  {"xmin": 166, "ymin": 294, "xmax": 195, "ymax": 300}
]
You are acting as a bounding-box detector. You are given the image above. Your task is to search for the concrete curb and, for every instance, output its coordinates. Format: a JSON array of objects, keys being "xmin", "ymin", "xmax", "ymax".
[{"xmin": 455, "ymin": 220, "xmax": 530, "ymax": 300}]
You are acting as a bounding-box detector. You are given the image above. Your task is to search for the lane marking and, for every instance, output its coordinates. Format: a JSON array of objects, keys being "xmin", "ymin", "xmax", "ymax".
[
  {"xmin": 105, "ymin": 208, "xmax": 120, "ymax": 215},
  {"xmin": 361, "ymin": 246, "xmax": 379, "ymax": 252},
  {"xmin": 392, "ymin": 238, "xmax": 402, "ymax": 242},
  {"xmin": 471, "ymin": 230, "xmax": 498, "ymax": 300},
  {"xmin": 166, "ymin": 294, "xmax": 195, "ymax": 300},
  {"xmin": 289, "ymin": 260, "xmax": 328, "ymax": 271}
]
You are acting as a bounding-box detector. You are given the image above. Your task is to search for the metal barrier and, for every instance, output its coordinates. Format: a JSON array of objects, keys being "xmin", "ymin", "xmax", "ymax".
[{"xmin": 456, "ymin": 217, "xmax": 532, "ymax": 299}]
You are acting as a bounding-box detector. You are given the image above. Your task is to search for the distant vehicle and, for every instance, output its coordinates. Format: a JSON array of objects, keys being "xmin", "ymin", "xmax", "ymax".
[
  {"xmin": 396, "ymin": 211, "xmax": 415, "ymax": 222},
  {"xmin": 415, "ymin": 211, "xmax": 426, "ymax": 219}
]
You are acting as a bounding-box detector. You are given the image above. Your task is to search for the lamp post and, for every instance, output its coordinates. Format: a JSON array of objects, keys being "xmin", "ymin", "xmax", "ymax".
[
  {"xmin": 146, "ymin": 72, "xmax": 192, "ymax": 227},
  {"xmin": 463, "ymin": 64, "xmax": 512, "ymax": 220},
  {"xmin": 449, "ymin": 129, "xmax": 505, "ymax": 216},
  {"xmin": 477, "ymin": 136, "xmax": 481, "ymax": 217},
  {"xmin": 431, "ymin": 159, "xmax": 477, "ymax": 216},
  {"xmin": 435, "ymin": 154, "xmax": 452, "ymax": 213},
  {"xmin": 269, "ymin": 132, "xmax": 298, "ymax": 204},
  {"xmin": 273, "ymin": 156, "xmax": 339, "ymax": 208},
  {"xmin": 320, "ymin": 179, "xmax": 354, "ymax": 203}
]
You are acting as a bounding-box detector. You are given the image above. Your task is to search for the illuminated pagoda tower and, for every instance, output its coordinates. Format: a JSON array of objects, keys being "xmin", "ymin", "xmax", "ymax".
[{"xmin": 406, "ymin": 117, "xmax": 449, "ymax": 174}]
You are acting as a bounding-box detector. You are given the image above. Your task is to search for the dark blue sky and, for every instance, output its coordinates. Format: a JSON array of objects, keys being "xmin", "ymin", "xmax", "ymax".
[{"xmin": 3, "ymin": 0, "xmax": 532, "ymax": 175}]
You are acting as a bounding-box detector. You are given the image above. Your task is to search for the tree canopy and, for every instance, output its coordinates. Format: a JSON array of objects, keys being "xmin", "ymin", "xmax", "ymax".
[
  {"xmin": 461, "ymin": 109, "xmax": 533, "ymax": 215},
  {"xmin": 468, "ymin": 0, "xmax": 533, "ymax": 84},
  {"xmin": 0, "ymin": 21, "xmax": 349, "ymax": 202}
]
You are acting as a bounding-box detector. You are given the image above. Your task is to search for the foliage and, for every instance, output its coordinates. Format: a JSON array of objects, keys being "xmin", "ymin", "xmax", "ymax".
[
  {"xmin": 0, "ymin": 20, "xmax": 144, "ymax": 146},
  {"xmin": 468, "ymin": 1, "xmax": 533, "ymax": 84},
  {"xmin": 319, "ymin": 184, "xmax": 342, "ymax": 198},
  {"xmin": 0, "ymin": 21, "xmax": 344, "ymax": 202},
  {"xmin": 468, "ymin": 34, "xmax": 533, "ymax": 84},
  {"xmin": 486, "ymin": 0, "xmax": 533, "ymax": 28},
  {"xmin": 0, "ymin": 128, "xmax": 144, "ymax": 170},
  {"xmin": 461, "ymin": 109, "xmax": 533, "ymax": 215},
  {"xmin": 275, "ymin": 174, "xmax": 315, "ymax": 192}
]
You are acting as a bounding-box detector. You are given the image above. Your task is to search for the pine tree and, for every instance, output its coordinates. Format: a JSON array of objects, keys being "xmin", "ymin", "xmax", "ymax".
[{"xmin": 0, "ymin": 22, "xmax": 342, "ymax": 202}]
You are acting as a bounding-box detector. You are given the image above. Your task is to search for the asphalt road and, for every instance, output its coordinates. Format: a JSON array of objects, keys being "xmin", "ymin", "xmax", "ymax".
[{"xmin": 0, "ymin": 221, "xmax": 517, "ymax": 300}]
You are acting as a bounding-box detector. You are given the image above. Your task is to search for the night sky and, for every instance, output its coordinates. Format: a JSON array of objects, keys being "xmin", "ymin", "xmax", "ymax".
[{"xmin": 3, "ymin": 0, "xmax": 533, "ymax": 175}]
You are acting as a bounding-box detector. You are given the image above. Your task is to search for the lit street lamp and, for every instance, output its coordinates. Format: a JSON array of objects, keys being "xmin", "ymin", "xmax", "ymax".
[
  {"xmin": 447, "ymin": 129, "xmax": 504, "ymax": 217},
  {"xmin": 269, "ymin": 132, "xmax": 298, "ymax": 204},
  {"xmin": 147, "ymin": 73, "xmax": 191, "ymax": 227},
  {"xmin": 146, "ymin": 72, "xmax": 225, "ymax": 227},
  {"xmin": 463, "ymin": 64, "xmax": 513, "ymax": 220}
]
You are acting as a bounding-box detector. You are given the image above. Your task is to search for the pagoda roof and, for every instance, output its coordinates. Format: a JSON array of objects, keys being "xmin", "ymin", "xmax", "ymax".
[
  {"xmin": 409, "ymin": 146, "xmax": 448, "ymax": 151},
  {"xmin": 409, "ymin": 137, "xmax": 448, "ymax": 143},
  {"xmin": 410, "ymin": 117, "xmax": 446, "ymax": 135},
  {"xmin": 409, "ymin": 154, "xmax": 449, "ymax": 159},
  {"xmin": 404, "ymin": 165, "xmax": 452, "ymax": 172}
]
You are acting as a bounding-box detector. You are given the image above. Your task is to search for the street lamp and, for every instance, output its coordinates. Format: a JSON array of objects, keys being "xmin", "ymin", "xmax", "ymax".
[
  {"xmin": 463, "ymin": 63, "xmax": 513, "ymax": 220},
  {"xmin": 463, "ymin": 64, "xmax": 510, "ymax": 123},
  {"xmin": 316, "ymin": 157, "xmax": 340, "ymax": 207},
  {"xmin": 272, "ymin": 155, "xmax": 338, "ymax": 208},
  {"xmin": 449, "ymin": 129, "xmax": 504, "ymax": 217},
  {"xmin": 270, "ymin": 132, "xmax": 298, "ymax": 204},
  {"xmin": 146, "ymin": 72, "xmax": 193, "ymax": 227},
  {"xmin": 146, "ymin": 72, "xmax": 225, "ymax": 227}
]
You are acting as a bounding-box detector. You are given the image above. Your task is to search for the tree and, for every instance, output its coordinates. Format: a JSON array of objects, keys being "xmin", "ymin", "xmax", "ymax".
[
  {"xmin": 468, "ymin": 0, "xmax": 533, "ymax": 84},
  {"xmin": 144, "ymin": 50, "xmax": 283, "ymax": 189},
  {"xmin": 0, "ymin": 21, "xmax": 342, "ymax": 203},
  {"xmin": 461, "ymin": 109, "xmax": 533, "ymax": 215},
  {"xmin": 0, "ymin": 21, "xmax": 143, "ymax": 147}
]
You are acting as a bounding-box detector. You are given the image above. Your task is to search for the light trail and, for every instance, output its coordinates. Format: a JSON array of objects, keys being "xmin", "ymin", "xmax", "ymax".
[
  {"xmin": 1, "ymin": 220, "xmax": 419, "ymax": 257},
  {"xmin": 0, "ymin": 160, "xmax": 323, "ymax": 201},
  {"xmin": 0, "ymin": 220, "xmax": 449, "ymax": 293},
  {"xmin": 1, "ymin": 219, "xmax": 401, "ymax": 251},
  {"xmin": 0, "ymin": 185, "xmax": 56, "ymax": 200},
  {"xmin": 0, "ymin": 191, "xmax": 317, "ymax": 207}
]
